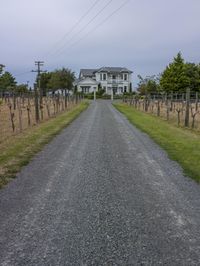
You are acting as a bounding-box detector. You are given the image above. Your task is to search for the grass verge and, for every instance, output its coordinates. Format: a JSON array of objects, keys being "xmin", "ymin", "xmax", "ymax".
[
  {"xmin": 0, "ymin": 102, "xmax": 89, "ymax": 188},
  {"xmin": 114, "ymin": 103, "xmax": 200, "ymax": 182}
]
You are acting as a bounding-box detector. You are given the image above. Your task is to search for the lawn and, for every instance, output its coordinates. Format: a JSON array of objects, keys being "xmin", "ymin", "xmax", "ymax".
[
  {"xmin": 114, "ymin": 103, "xmax": 200, "ymax": 182},
  {"xmin": 0, "ymin": 101, "xmax": 89, "ymax": 188}
]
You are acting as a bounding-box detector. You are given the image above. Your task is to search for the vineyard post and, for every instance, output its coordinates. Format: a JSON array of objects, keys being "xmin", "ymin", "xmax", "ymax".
[
  {"xmin": 184, "ymin": 88, "xmax": 190, "ymax": 127},
  {"xmin": 17, "ymin": 98, "xmax": 22, "ymax": 132},
  {"xmin": 195, "ymin": 92, "xmax": 199, "ymax": 111},
  {"xmin": 13, "ymin": 92, "xmax": 16, "ymax": 110},
  {"xmin": 181, "ymin": 93, "xmax": 185, "ymax": 115},
  {"xmin": 166, "ymin": 94, "xmax": 170, "ymax": 121},
  {"xmin": 170, "ymin": 93, "xmax": 173, "ymax": 111},
  {"xmin": 145, "ymin": 94, "xmax": 148, "ymax": 112},
  {"xmin": 27, "ymin": 93, "xmax": 31, "ymax": 126},
  {"xmin": 8, "ymin": 103, "xmax": 15, "ymax": 132},
  {"xmin": 64, "ymin": 89, "xmax": 67, "ymax": 109},
  {"xmin": 34, "ymin": 83, "xmax": 40, "ymax": 123},
  {"xmin": 38, "ymin": 78, "xmax": 44, "ymax": 120},
  {"xmin": 157, "ymin": 100, "xmax": 160, "ymax": 116}
]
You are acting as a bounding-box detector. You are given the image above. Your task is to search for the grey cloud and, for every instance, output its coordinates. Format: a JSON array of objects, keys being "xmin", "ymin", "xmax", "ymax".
[{"xmin": 1, "ymin": 0, "xmax": 200, "ymax": 87}]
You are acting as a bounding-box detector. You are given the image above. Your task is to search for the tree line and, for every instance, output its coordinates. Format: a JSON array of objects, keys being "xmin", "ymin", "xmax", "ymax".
[
  {"xmin": 137, "ymin": 52, "xmax": 200, "ymax": 95},
  {"xmin": 0, "ymin": 67, "xmax": 75, "ymax": 96}
]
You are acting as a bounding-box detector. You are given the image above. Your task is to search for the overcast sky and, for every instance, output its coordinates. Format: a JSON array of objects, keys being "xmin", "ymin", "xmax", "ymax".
[{"xmin": 1, "ymin": 0, "xmax": 200, "ymax": 87}]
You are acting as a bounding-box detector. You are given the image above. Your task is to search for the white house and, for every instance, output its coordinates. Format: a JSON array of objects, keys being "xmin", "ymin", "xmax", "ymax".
[{"xmin": 75, "ymin": 67, "xmax": 133, "ymax": 95}]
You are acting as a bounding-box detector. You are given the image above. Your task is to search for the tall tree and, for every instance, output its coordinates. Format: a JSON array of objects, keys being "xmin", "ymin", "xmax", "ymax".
[
  {"xmin": 47, "ymin": 68, "xmax": 75, "ymax": 93},
  {"xmin": 160, "ymin": 52, "xmax": 200, "ymax": 92}
]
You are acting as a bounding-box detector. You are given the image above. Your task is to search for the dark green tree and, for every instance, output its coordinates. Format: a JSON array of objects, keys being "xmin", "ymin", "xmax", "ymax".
[
  {"xmin": 15, "ymin": 84, "xmax": 29, "ymax": 94},
  {"xmin": 40, "ymin": 72, "xmax": 52, "ymax": 96},
  {"xmin": 137, "ymin": 75, "xmax": 160, "ymax": 95},
  {"xmin": 0, "ymin": 71, "xmax": 16, "ymax": 94},
  {"xmin": 160, "ymin": 52, "xmax": 186, "ymax": 92},
  {"xmin": 160, "ymin": 52, "xmax": 200, "ymax": 92},
  {"xmin": 47, "ymin": 68, "xmax": 75, "ymax": 94},
  {"xmin": 184, "ymin": 63, "xmax": 200, "ymax": 92}
]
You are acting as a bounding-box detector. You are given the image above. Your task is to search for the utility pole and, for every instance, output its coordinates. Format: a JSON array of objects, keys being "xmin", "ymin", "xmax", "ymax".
[{"xmin": 32, "ymin": 61, "xmax": 46, "ymax": 122}]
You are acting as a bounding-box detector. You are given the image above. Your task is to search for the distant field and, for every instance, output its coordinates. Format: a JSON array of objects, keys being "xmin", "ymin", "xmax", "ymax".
[{"xmin": 114, "ymin": 102, "xmax": 200, "ymax": 182}]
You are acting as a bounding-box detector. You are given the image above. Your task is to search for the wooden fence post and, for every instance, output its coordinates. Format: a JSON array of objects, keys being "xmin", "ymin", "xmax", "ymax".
[
  {"xmin": 17, "ymin": 98, "xmax": 23, "ymax": 132},
  {"xmin": 195, "ymin": 92, "xmax": 199, "ymax": 111},
  {"xmin": 27, "ymin": 95, "xmax": 31, "ymax": 126},
  {"xmin": 34, "ymin": 83, "xmax": 40, "ymax": 123},
  {"xmin": 184, "ymin": 88, "xmax": 190, "ymax": 127}
]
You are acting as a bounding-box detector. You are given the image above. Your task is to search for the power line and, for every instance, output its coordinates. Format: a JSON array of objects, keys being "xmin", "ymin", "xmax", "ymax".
[
  {"xmin": 46, "ymin": 0, "xmax": 101, "ymax": 56},
  {"xmin": 52, "ymin": 0, "xmax": 113, "ymax": 56},
  {"xmin": 56, "ymin": 0, "xmax": 130, "ymax": 57}
]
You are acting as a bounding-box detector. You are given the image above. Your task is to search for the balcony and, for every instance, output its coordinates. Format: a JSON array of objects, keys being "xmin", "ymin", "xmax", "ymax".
[{"xmin": 107, "ymin": 79, "xmax": 125, "ymax": 84}]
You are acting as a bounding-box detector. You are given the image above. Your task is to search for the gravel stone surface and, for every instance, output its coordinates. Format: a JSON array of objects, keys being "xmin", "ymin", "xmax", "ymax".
[{"xmin": 0, "ymin": 100, "xmax": 200, "ymax": 266}]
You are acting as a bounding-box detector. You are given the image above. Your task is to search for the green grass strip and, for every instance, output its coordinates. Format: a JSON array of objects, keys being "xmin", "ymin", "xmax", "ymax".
[
  {"xmin": 114, "ymin": 103, "xmax": 200, "ymax": 182},
  {"xmin": 0, "ymin": 102, "xmax": 89, "ymax": 188}
]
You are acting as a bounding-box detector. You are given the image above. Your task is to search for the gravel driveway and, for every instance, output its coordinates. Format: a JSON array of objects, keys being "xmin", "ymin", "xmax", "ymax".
[{"xmin": 0, "ymin": 100, "xmax": 200, "ymax": 265}]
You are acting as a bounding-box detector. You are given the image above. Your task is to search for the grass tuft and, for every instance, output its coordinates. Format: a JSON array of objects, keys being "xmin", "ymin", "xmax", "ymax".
[{"xmin": 114, "ymin": 103, "xmax": 200, "ymax": 182}]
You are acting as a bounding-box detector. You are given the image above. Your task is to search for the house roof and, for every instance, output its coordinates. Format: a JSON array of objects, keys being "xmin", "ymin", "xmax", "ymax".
[
  {"xmin": 80, "ymin": 69, "xmax": 97, "ymax": 77},
  {"xmin": 80, "ymin": 67, "xmax": 133, "ymax": 77},
  {"xmin": 75, "ymin": 77, "xmax": 98, "ymax": 86},
  {"xmin": 95, "ymin": 67, "xmax": 133, "ymax": 74}
]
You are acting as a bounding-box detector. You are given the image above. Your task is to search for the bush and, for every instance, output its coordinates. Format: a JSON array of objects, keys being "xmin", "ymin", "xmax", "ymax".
[{"xmin": 96, "ymin": 89, "xmax": 105, "ymax": 97}]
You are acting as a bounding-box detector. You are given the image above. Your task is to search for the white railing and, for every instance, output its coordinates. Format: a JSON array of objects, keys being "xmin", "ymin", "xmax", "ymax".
[{"xmin": 107, "ymin": 79, "xmax": 125, "ymax": 84}]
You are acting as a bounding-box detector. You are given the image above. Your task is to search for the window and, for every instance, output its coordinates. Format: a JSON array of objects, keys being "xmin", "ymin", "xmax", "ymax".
[
  {"xmin": 124, "ymin": 86, "xmax": 127, "ymax": 93},
  {"xmin": 112, "ymin": 75, "xmax": 116, "ymax": 79},
  {"xmin": 103, "ymin": 73, "xmax": 107, "ymax": 80},
  {"xmin": 124, "ymin": 74, "xmax": 128, "ymax": 81},
  {"xmin": 100, "ymin": 74, "xmax": 103, "ymax": 80}
]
